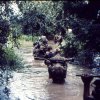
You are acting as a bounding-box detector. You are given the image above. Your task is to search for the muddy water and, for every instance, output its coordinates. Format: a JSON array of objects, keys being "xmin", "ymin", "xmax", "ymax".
[{"xmin": 7, "ymin": 42, "xmax": 93, "ymax": 100}]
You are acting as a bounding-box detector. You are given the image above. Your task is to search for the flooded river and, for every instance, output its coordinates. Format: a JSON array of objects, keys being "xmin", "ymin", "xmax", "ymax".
[
  {"xmin": 0, "ymin": 41, "xmax": 94, "ymax": 100},
  {"xmin": 8, "ymin": 46, "xmax": 93, "ymax": 100}
]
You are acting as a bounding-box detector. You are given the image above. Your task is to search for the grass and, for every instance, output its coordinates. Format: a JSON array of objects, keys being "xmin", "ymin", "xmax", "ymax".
[
  {"xmin": 3, "ymin": 47, "xmax": 24, "ymax": 71},
  {"xmin": 19, "ymin": 35, "xmax": 39, "ymax": 48},
  {"xmin": 20, "ymin": 35, "xmax": 39, "ymax": 42}
]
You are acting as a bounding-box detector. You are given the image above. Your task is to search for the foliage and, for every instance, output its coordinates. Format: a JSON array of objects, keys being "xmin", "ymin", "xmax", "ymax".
[
  {"xmin": 4, "ymin": 47, "xmax": 23, "ymax": 70},
  {"xmin": 20, "ymin": 35, "xmax": 39, "ymax": 42},
  {"xmin": 0, "ymin": 14, "xmax": 10, "ymax": 68},
  {"xmin": 67, "ymin": 17, "xmax": 100, "ymax": 52},
  {"xmin": 20, "ymin": 35, "xmax": 33, "ymax": 41},
  {"xmin": 17, "ymin": 1, "xmax": 63, "ymax": 22},
  {"xmin": 0, "ymin": 47, "xmax": 7, "ymax": 66},
  {"xmin": 62, "ymin": 17, "xmax": 100, "ymax": 66},
  {"xmin": 22, "ymin": 8, "xmax": 45, "ymax": 35},
  {"xmin": 0, "ymin": 0, "xmax": 100, "ymax": 67},
  {"xmin": 16, "ymin": 1, "xmax": 63, "ymax": 38},
  {"xmin": 63, "ymin": 0, "xmax": 100, "ymax": 19},
  {"xmin": 0, "ymin": 17, "xmax": 10, "ymax": 45},
  {"xmin": 59, "ymin": 0, "xmax": 100, "ymax": 66},
  {"xmin": 83, "ymin": 24, "xmax": 100, "ymax": 52},
  {"xmin": 75, "ymin": 50, "xmax": 94, "ymax": 67},
  {"xmin": 0, "ymin": 1, "xmax": 22, "ymax": 48},
  {"xmin": 0, "ymin": 1, "xmax": 23, "ymax": 69}
]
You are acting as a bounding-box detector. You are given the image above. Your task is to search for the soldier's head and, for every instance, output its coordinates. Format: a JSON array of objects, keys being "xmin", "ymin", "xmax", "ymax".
[
  {"xmin": 56, "ymin": 49, "xmax": 60, "ymax": 53},
  {"xmin": 48, "ymin": 46, "xmax": 52, "ymax": 51},
  {"xmin": 44, "ymin": 60, "xmax": 51, "ymax": 66}
]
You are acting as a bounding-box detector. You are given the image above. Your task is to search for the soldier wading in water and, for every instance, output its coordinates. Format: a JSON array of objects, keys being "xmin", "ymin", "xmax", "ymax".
[
  {"xmin": 78, "ymin": 74, "xmax": 100, "ymax": 100},
  {"xmin": 44, "ymin": 47, "xmax": 74, "ymax": 83}
]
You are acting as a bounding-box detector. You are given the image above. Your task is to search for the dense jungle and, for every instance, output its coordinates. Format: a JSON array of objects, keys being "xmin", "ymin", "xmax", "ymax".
[{"xmin": 0, "ymin": 0, "xmax": 100, "ymax": 100}]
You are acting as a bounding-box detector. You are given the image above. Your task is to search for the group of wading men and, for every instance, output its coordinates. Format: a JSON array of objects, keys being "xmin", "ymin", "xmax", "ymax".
[
  {"xmin": 33, "ymin": 35, "xmax": 100, "ymax": 100},
  {"xmin": 33, "ymin": 34, "xmax": 69, "ymax": 82},
  {"xmin": 33, "ymin": 34, "xmax": 63, "ymax": 59}
]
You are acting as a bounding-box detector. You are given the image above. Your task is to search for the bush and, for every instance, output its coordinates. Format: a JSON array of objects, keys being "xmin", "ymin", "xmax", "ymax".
[
  {"xmin": 0, "ymin": 17, "xmax": 10, "ymax": 45},
  {"xmin": 76, "ymin": 50, "xmax": 94, "ymax": 67},
  {"xmin": 0, "ymin": 47, "xmax": 7, "ymax": 66},
  {"xmin": 3, "ymin": 47, "xmax": 23, "ymax": 70},
  {"xmin": 62, "ymin": 45, "xmax": 78, "ymax": 58}
]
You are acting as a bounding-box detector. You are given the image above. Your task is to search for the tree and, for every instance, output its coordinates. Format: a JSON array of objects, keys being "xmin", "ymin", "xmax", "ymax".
[
  {"xmin": 0, "ymin": 16, "xmax": 10, "ymax": 66},
  {"xmin": 16, "ymin": 1, "xmax": 63, "ymax": 38},
  {"xmin": 60, "ymin": 0, "xmax": 100, "ymax": 66}
]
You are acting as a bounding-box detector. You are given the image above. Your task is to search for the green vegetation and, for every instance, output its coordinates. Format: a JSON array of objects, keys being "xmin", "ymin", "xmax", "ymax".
[
  {"xmin": 0, "ymin": 0, "xmax": 100, "ymax": 67},
  {"xmin": 4, "ymin": 47, "xmax": 23, "ymax": 70},
  {"xmin": 20, "ymin": 35, "xmax": 33, "ymax": 41},
  {"xmin": 20, "ymin": 35, "xmax": 39, "ymax": 42}
]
